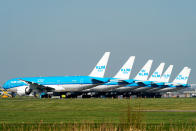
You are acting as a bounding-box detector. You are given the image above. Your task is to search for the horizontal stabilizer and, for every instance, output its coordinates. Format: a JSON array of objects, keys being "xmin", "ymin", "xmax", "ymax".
[
  {"xmin": 117, "ymin": 80, "xmax": 130, "ymax": 85},
  {"xmin": 137, "ymin": 82, "xmax": 147, "ymax": 87},
  {"xmin": 135, "ymin": 81, "xmax": 148, "ymax": 87},
  {"xmin": 109, "ymin": 79, "xmax": 131, "ymax": 84},
  {"xmin": 91, "ymin": 78, "xmax": 106, "ymax": 84}
]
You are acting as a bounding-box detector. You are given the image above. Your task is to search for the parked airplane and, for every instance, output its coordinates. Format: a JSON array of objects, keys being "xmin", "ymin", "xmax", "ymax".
[
  {"xmin": 2, "ymin": 52, "xmax": 111, "ymax": 96},
  {"xmin": 133, "ymin": 62, "xmax": 165, "ymax": 92},
  {"xmin": 132, "ymin": 66, "xmax": 191, "ymax": 93},
  {"xmin": 111, "ymin": 59, "xmax": 153, "ymax": 92},
  {"xmin": 83, "ymin": 56, "xmax": 135, "ymax": 92},
  {"xmin": 1, "ymin": 51, "xmax": 192, "ymax": 98},
  {"xmin": 146, "ymin": 65, "xmax": 173, "ymax": 92},
  {"xmin": 156, "ymin": 67, "xmax": 191, "ymax": 93}
]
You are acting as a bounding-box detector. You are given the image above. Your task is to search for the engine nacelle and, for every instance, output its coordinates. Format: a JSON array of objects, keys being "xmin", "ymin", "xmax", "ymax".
[{"xmin": 25, "ymin": 87, "xmax": 32, "ymax": 95}]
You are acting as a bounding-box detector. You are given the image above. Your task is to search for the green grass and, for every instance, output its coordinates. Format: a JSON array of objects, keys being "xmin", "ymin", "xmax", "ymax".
[
  {"xmin": 1, "ymin": 97, "xmax": 196, "ymax": 130},
  {"xmin": 0, "ymin": 98, "xmax": 196, "ymax": 123}
]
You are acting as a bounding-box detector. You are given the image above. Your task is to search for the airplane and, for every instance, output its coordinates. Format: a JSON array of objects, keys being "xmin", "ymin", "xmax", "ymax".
[
  {"xmin": 131, "ymin": 66, "xmax": 191, "ymax": 93},
  {"xmin": 111, "ymin": 59, "xmax": 153, "ymax": 92},
  {"xmin": 83, "ymin": 56, "xmax": 135, "ymax": 93},
  {"xmin": 146, "ymin": 65, "xmax": 173, "ymax": 92},
  {"xmin": 112, "ymin": 64, "xmax": 190, "ymax": 97},
  {"xmin": 132, "ymin": 62, "xmax": 165, "ymax": 92},
  {"xmin": 155, "ymin": 67, "xmax": 191, "ymax": 93},
  {"xmin": 2, "ymin": 52, "xmax": 111, "ymax": 96}
]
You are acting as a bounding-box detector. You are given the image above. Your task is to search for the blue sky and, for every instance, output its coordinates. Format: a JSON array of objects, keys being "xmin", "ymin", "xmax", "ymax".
[{"xmin": 0, "ymin": 0, "xmax": 196, "ymax": 84}]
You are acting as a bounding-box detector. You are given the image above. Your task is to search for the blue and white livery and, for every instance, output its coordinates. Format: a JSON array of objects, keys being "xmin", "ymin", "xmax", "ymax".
[
  {"xmin": 133, "ymin": 62, "xmax": 165, "ymax": 92},
  {"xmin": 157, "ymin": 67, "xmax": 191, "ymax": 92},
  {"xmin": 112, "ymin": 60, "xmax": 153, "ymax": 92},
  {"xmin": 146, "ymin": 65, "xmax": 173, "ymax": 92},
  {"xmin": 83, "ymin": 56, "xmax": 135, "ymax": 92},
  {"xmin": 2, "ymin": 52, "xmax": 111, "ymax": 96}
]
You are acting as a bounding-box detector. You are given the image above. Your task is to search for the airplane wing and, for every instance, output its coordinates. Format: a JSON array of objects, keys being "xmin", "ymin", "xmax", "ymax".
[{"xmin": 19, "ymin": 79, "xmax": 55, "ymax": 93}]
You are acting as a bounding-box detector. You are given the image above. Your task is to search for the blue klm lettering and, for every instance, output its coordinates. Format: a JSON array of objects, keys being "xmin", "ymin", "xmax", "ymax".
[
  {"xmin": 121, "ymin": 68, "xmax": 131, "ymax": 74},
  {"xmin": 96, "ymin": 66, "xmax": 106, "ymax": 72},
  {"xmin": 176, "ymin": 75, "xmax": 188, "ymax": 80}
]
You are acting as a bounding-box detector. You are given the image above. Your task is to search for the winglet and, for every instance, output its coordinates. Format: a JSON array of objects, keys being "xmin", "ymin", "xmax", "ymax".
[
  {"xmin": 134, "ymin": 60, "xmax": 153, "ymax": 81},
  {"xmin": 149, "ymin": 63, "xmax": 165, "ymax": 82},
  {"xmin": 89, "ymin": 52, "xmax": 110, "ymax": 78},
  {"xmin": 113, "ymin": 56, "xmax": 135, "ymax": 79},
  {"xmin": 160, "ymin": 65, "xmax": 173, "ymax": 82},
  {"xmin": 173, "ymin": 67, "xmax": 191, "ymax": 84}
]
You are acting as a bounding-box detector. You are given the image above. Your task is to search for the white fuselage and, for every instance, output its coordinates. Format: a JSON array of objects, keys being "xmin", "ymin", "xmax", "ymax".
[{"xmin": 10, "ymin": 84, "xmax": 98, "ymax": 96}]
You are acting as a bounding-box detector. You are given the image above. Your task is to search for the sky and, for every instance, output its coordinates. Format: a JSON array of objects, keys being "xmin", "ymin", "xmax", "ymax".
[{"xmin": 0, "ymin": 0, "xmax": 196, "ymax": 85}]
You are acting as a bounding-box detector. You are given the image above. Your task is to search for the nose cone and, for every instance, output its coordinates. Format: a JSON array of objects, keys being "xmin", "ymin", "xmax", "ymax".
[
  {"xmin": 2, "ymin": 79, "xmax": 15, "ymax": 89},
  {"xmin": 2, "ymin": 81, "xmax": 10, "ymax": 89}
]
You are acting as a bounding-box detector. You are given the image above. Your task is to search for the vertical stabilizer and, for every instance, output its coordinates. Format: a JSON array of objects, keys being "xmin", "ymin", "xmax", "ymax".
[
  {"xmin": 113, "ymin": 56, "xmax": 135, "ymax": 79},
  {"xmin": 134, "ymin": 60, "xmax": 153, "ymax": 81},
  {"xmin": 159, "ymin": 65, "xmax": 173, "ymax": 82},
  {"xmin": 89, "ymin": 52, "xmax": 110, "ymax": 78},
  {"xmin": 149, "ymin": 63, "xmax": 165, "ymax": 82},
  {"xmin": 173, "ymin": 67, "xmax": 191, "ymax": 84}
]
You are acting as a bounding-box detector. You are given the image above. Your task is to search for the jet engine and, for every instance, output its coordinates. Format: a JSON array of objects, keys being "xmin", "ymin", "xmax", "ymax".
[{"xmin": 25, "ymin": 87, "xmax": 33, "ymax": 95}]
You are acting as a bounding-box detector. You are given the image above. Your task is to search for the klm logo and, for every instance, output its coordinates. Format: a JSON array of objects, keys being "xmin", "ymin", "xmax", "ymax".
[
  {"xmin": 96, "ymin": 66, "xmax": 106, "ymax": 72},
  {"xmin": 121, "ymin": 68, "xmax": 131, "ymax": 74},
  {"xmin": 138, "ymin": 70, "xmax": 148, "ymax": 76},
  {"xmin": 162, "ymin": 74, "xmax": 170, "ymax": 78},
  {"xmin": 151, "ymin": 72, "xmax": 161, "ymax": 78},
  {"xmin": 176, "ymin": 75, "xmax": 188, "ymax": 80}
]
